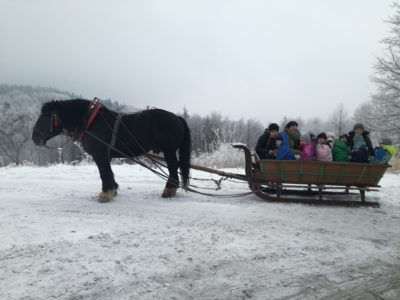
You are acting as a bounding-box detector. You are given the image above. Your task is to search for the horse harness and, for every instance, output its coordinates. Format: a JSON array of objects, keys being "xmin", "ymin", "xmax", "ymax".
[
  {"xmin": 76, "ymin": 98, "xmax": 103, "ymax": 143},
  {"xmin": 108, "ymin": 112, "xmax": 124, "ymax": 159},
  {"xmin": 48, "ymin": 98, "xmax": 124, "ymax": 158},
  {"xmin": 76, "ymin": 98, "xmax": 125, "ymax": 159}
]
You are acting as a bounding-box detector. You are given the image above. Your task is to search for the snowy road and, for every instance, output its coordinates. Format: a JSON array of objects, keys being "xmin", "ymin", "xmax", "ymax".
[{"xmin": 0, "ymin": 164, "xmax": 399, "ymax": 299}]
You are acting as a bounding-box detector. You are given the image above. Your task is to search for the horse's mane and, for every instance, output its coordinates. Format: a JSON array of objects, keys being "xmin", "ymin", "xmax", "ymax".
[{"xmin": 43, "ymin": 99, "xmax": 95, "ymax": 130}]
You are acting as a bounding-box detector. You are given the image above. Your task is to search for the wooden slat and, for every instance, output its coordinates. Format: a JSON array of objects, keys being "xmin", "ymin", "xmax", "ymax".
[{"xmin": 356, "ymin": 166, "xmax": 367, "ymax": 184}]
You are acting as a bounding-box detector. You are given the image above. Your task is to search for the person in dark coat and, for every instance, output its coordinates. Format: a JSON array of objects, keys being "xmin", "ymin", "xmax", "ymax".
[
  {"xmin": 347, "ymin": 123, "xmax": 374, "ymax": 157},
  {"xmin": 350, "ymin": 134, "xmax": 369, "ymax": 163},
  {"xmin": 255, "ymin": 123, "xmax": 279, "ymax": 159}
]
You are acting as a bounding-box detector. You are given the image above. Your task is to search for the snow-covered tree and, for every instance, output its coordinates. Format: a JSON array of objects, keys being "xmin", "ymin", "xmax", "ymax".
[
  {"xmin": 0, "ymin": 85, "xmax": 131, "ymax": 166},
  {"xmin": 328, "ymin": 103, "xmax": 352, "ymax": 136},
  {"xmin": 371, "ymin": 3, "xmax": 400, "ymax": 143},
  {"xmin": 0, "ymin": 101, "xmax": 34, "ymax": 165}
]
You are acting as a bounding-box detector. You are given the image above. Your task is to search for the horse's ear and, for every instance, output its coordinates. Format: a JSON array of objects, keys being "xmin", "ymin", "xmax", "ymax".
[{"xmin": 42, "ymin": 100, "xmax": 59, "ymax": 113}]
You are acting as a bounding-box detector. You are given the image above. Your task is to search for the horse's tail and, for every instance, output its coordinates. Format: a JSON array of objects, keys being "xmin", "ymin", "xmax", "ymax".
[{"xmin": 178, "ymin": 116, "xmax": 191, "ymax": 188}]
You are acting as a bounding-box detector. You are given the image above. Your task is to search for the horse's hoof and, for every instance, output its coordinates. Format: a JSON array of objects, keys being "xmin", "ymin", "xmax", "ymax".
[
  {"xmin": 99, "ymin": 189, "xmax": 116, "ymax": 203},
  {"xmin": 162, "ymin": 187, "xmax": 177, "ymax": 198}
]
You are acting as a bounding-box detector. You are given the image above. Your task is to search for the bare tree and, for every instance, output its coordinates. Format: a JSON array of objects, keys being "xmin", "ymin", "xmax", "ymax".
[
  {"xmin": 371, "ymin": 2, "xmax": 400, "ymax": 143},
  {"xmin": 328, "ymin": 103, "xmax": 351, "ymax": 135},
  {"xmin": 0, "ymin": 102, "xmax": 34, "ymax": 165},
  {"xmin": 303, "ymin": 117, "xmax": 325, "ymax": 135}
]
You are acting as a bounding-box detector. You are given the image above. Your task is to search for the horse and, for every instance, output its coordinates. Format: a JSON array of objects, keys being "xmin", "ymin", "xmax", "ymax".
[{"xmin": 32, "ymin": 99, "xmax": 191, "ymax": 202}]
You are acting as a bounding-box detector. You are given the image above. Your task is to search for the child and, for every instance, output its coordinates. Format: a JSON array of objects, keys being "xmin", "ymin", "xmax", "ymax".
[
  {"xmin": 327, "ymin": 136, "xmax": 334, "ymax": 149},
  {"xmin": 347, "ymin": 123, "xmax": 374, "ymax": 157},
  {"xmin": 315, "ymin": 132, "xmax": 332, "ymax": 162},
  {"xmin": 275, "ymin": 132, "xmax": 296, "ymax": 160},
  {"xmin": 371, "ymin": 137, "xmax": 398, "ymax": 164},
  {"xmin": 350, "ymin": 135, "xmax": 369, "ymax": 163},
  {"xmin": 299, "ymin": 133, "xmax": 315, "ymax": 160},
  {"xmin": 309, "ymin": 132, "xmax": 318, "ymax": 147},
  {"xmin": 332, "ymin": 134, "xmax": 349, "ymax": 162}
]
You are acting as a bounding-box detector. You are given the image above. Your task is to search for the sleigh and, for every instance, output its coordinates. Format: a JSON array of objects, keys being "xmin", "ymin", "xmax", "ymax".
[
  {"xmin": 230, "ymin": 144, "xmax": 389, "ymax": 207},
  {"xmin": 149, "ymin": 144, "xmax": 389, "ymax": 207}
]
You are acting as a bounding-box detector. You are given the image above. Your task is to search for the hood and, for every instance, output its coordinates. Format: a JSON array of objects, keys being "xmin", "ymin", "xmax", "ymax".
[{"xmin": 382, "ymin": 145, "xmax": 398, "ymax": 156}]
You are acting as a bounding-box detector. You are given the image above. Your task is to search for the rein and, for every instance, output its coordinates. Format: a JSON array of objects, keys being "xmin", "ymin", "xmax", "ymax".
[
  {"xmin": 91, "ymin": 107, "xmax": 254, "ymax": 198},
  {"xmin": 43, "ymin": 98, "xmax": 254, "ymax": 198}
]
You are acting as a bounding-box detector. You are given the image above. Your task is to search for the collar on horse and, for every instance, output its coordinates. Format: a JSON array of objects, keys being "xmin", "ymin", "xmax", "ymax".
[{"xmin": 76, "ymin": 98, "xmax": 103, "ymax": 143}]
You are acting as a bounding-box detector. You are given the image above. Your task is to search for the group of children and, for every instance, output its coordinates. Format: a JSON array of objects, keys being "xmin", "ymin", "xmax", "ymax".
[{"xmin": 255, "ymin": 122, "xmax": 397, "ymax": 164}]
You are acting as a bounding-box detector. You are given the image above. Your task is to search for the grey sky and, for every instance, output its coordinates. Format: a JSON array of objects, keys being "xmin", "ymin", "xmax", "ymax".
[{"xmin": 0, "ymin": 0, "xmax": 393, "ymax": 123}]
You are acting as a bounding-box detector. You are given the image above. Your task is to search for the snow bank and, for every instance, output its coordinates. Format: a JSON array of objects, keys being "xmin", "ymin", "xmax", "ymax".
[
  {"xmin": 0, "ymin": 164, "xmax": 399, "ymax": 299},
  {"xmin": 192, "ymin": 143, "xmax": 245, "ymax": 168},
  {"xmin": 369, "ymin": 173, "xmax": 400, "ymax": 207}
]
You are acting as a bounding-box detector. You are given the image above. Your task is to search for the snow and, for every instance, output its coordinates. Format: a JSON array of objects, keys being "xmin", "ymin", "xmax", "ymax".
[
  {"xmin": 192, "ymin": 143, "xmax": 246, "ymax": 168},
  {"xmin": 0, "ymin": 164, "xmax": 399, "ymax": 299}
]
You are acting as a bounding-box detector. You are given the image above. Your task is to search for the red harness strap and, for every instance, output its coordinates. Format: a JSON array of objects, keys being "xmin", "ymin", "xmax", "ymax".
[{"xmin": 76, "ymin": 100, "xmax": 102, "ymax": 143}]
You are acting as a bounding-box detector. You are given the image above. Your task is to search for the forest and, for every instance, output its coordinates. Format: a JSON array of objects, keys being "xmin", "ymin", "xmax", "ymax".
[{"xmin": 0, "ymin": 83, "xmax": 397, "ymax": 167}]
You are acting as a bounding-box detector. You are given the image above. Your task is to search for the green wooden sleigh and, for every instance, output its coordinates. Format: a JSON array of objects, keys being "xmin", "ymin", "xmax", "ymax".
[{"xmin": 233, "ymin": 144, "xmax": 390, "ymax": 207}]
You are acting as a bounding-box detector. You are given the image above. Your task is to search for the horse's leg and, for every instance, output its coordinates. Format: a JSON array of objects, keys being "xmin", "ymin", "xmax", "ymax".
[
  {"xmin": 162, "ymin": 150, "xmax": 179, "ymax": 198},
  {"xmin": 93, "ymin": 155, "xmax": 118, "ymax": 203}
]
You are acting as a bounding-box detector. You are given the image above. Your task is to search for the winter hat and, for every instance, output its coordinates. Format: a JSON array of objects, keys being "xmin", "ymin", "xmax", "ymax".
[
  {"xmin": 268, "ymin": 123, "xmax": 279, "ymax": 132},
  {"xmin": 327, "ymin": 137, "xmax": 334, "ymax": 144},
  {"xmin": 380, "ymin": 137, "xmax": 393, "ymax": 145},
  {"xmin": 285, "ymin": 121, "xmax": 299, "ymax": 129},
  {"xmin": 276, "ymin": 133, "xmax": 283, "ymax": 141},
  {"xmin": 353, "ymin": 123, "xmax": 365, "ymax": 131},
  {"xmin": 317, "ymin": 132, "xmax": 327, "ymax": 141},
  {"xmin": 301, "ymin": 133, "xmax": 311, "ymax": 144}
]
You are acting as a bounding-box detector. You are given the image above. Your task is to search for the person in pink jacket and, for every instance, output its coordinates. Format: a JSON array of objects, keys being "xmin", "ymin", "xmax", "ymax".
[
  {"xmin": 299, "ymin": 133, "xmax": 315, "ymax": 160},
  {"xmin": 315, "ymin": 132, "xmax": 333, "ymax": 162}
]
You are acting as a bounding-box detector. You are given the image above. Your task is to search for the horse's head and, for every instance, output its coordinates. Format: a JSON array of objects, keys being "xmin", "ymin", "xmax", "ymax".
[{"xmin": 32, "ymin": 101, "xmax": 64, "ymax": 146}]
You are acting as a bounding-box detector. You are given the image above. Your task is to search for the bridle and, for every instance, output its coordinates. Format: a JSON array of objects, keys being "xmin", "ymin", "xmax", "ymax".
[
  {"xmin": 49, "ymin": 112, "xmax": 62, "ymax": 133},
  {"xmin": 43, "ymin": 98, "xmax": 102, "ymax": 149}
]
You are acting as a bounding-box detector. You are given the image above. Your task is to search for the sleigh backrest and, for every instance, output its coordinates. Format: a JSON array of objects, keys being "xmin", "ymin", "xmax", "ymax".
[{"xmin": 258, "ymin": 160, "xmax": 389, "ymax": 186}]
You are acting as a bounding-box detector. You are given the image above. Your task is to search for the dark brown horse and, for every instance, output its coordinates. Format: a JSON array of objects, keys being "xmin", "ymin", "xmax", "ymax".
[{"xmin": 32, "ymin": 99, "xmax": 191, "ymax": 202}]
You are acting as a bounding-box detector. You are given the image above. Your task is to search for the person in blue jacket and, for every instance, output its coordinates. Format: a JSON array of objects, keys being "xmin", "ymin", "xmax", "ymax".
[{"xmin": 276, "ymin": 132, "xmax": 296, "ymax": 160}]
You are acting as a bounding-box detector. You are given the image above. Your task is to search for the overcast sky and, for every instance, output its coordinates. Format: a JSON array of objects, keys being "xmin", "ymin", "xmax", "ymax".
[{"xmin": 0, "ymin": 0, "xmax": 394, "ymax": 123}]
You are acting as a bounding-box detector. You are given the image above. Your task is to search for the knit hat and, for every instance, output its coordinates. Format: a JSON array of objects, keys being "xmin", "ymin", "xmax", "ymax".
[
  {"xmin": 268, "ymin": 123, "xmax": 279, "ymax": 132},
  {"xmin": 301, "ymin": 133, "xmax": 311, "ymax": 144},
  {"xmin": 317, "ymin": 132, "xmax": 327, "ymax": 140},
  {"xmin": 285, "ymin": 121, "xmax": 298, "ymax": 129},
  {"xmin": 327, "ymin": 137, "xmax": 334, "ymax": 144},
  {"xmin": 380, "ymin": 137, "xmax": 393, "ymax": 145},
  {"xmin": 276, "ymin": 133, "xmax": 283, "ymax": 141},
  {"xmin": 353, "ymin": 123, "xmax": 365, "ymax": 131}
]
